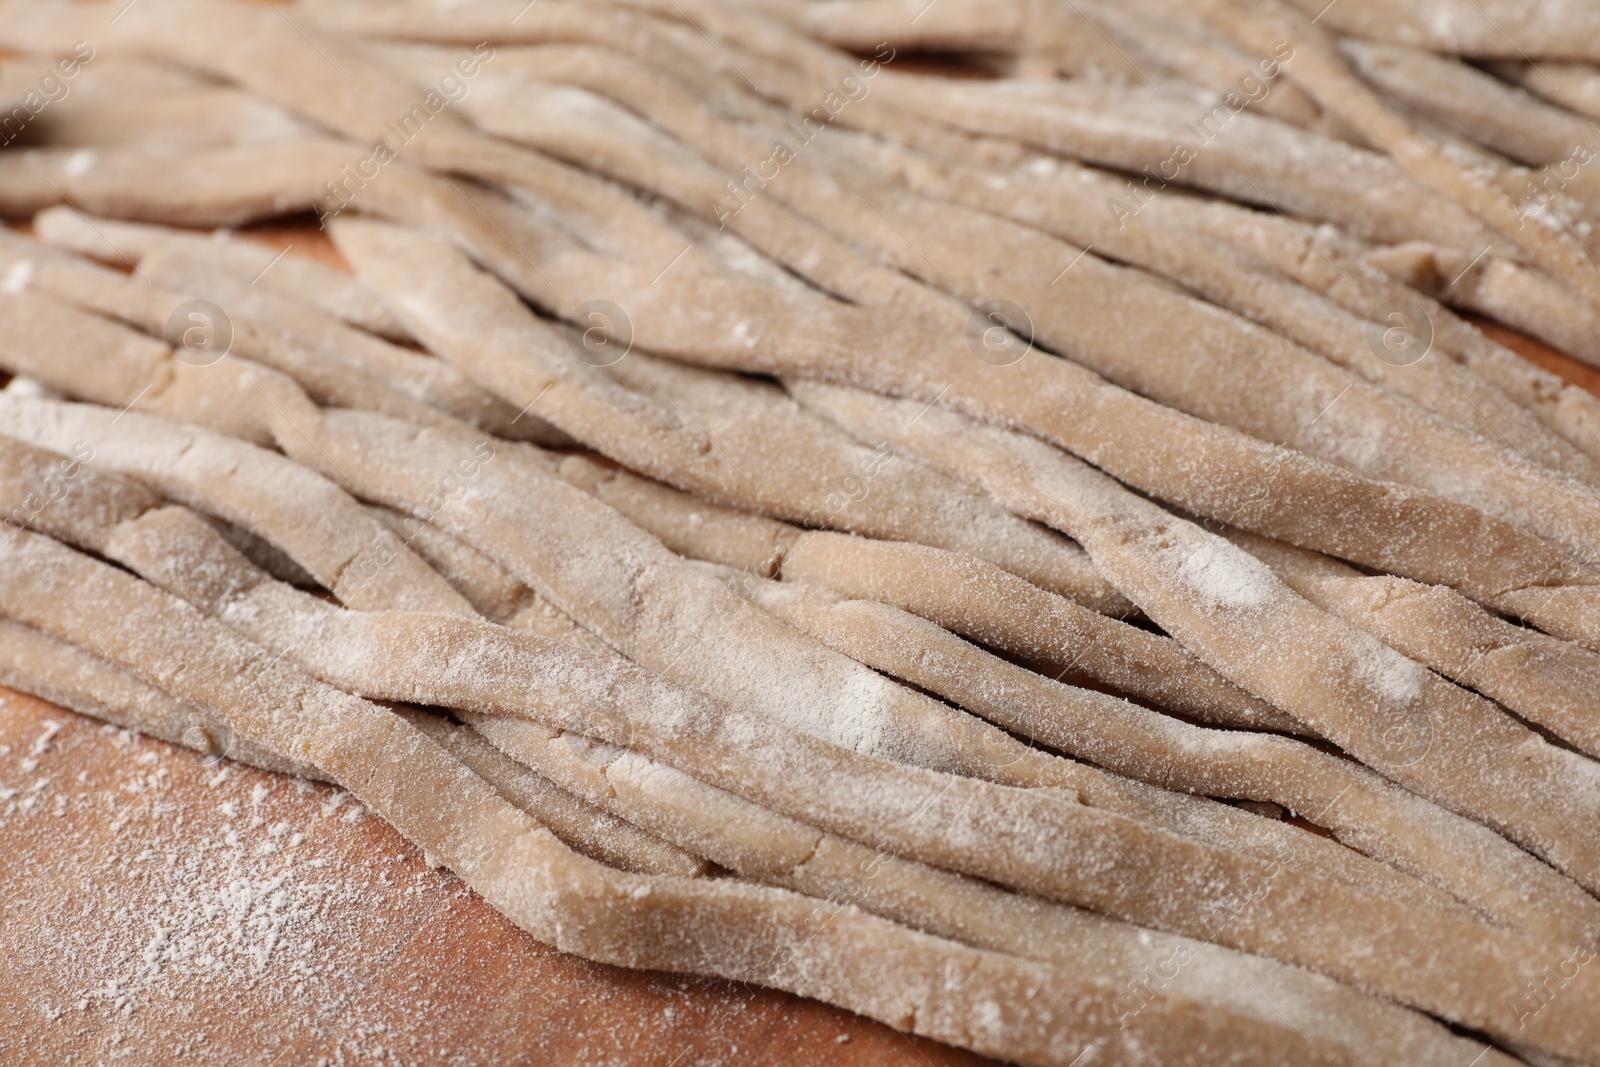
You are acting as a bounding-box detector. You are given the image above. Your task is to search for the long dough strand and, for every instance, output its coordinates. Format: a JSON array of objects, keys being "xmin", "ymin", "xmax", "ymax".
[
  {"xmin": 21, "ymin": 486, "xmax": 1600, "ymax": 1062},
  {"xmin": 162, "ymin": 401, "xmax": 1404, "ymax": 870},
  {"xmin": 0, "ymin": 392, "xmax": 475, "ymax": 616},
  {"xmin": 0, "ymin": 227, "xmax": 558, "ymax": 442},
  {"xmin": 393, "ymin": 709, "xmax": 708, "ymax": 878},
  {"xmin": 31, "ymin": 204, "xmax": 414, "ymax": 340},
  {"xmin": 465, "ymin": 721, "xmax": 1514, "ymax": 1067},
  {"xmin": 543, "ymin": 454, "xmax": 1600, "ymax": 941},
  {"xmin": 133, "ymin": 244, "xmax": 549, "ymax": 442},
  {"xmin": 6, "ymin": 5, "xmax": 1600, "ymax": 1058},
  {"xmin": 1184, "ymin": 0, "xmax": 1600, "ymax": 314},
  {"xmin": 0, "ymin": 597, "xmax": 700, "ymax": 876},
  {"xmin": 327, "ymin": 217, "xmax": 1130, "ymax": 613},
  {"xmin": 424, "ymin": 34, "xmax": 1597, "ymax": 482},
  {"xmin": 362, "ymin": 30, "xmax": 1600, "ymax": 538},
  {"xmin": 0, "ymin": 613, "xmax": 322, "ymax": 780},
  {"xmin": 799, "ymin": 383, "xmax": 1600, "ymax": 896},
  {"xmin": 1223, "ymin": 527, "xmax": 1600, "ymax": 763},
  {"xmin": 555, "ymin": 453, "xmax": 1290, "ymax": 732},
  {"xmin": 727, "ymin": 568, "xmax": 1600, "ymax": 939},
  {"xmin": 9, "ymin": 45, "xmax": 1593, "ymax": 635},
  {"xmin": 392, "ymin": 176, "xmax": 1600, "ymax": 641},
  {"xmin": 364, "ymin": 503, "xmax": 538, "ymax": 624},
  {"xmin": 2, "ymin": 530, "xmax": 1306, "ymax": 1067},
  {"xmin": 41, "ymin": 446, "xmax": 1510, "ymax": 934},
  {"xmin": 11, "ymin": 422, "xmax": 1494, "ymax": 921},
  {"xmin": 0, "ymin": 381, "xmax": 1122, "ymax": 798},
  {"xmin": 0, "ymin": 137, "xmax": 353, "ymax": 225},
  {"xmin": 998, "ymin": 153, "xmax": 1600, "ymax": 458},
  {"xmin": 0, "ymin": 302, "xmax": 1177, "ymax": 808},
  {"xmin": 1340, "ymin": 41, "xmax": 1600, "ymax": 175}
]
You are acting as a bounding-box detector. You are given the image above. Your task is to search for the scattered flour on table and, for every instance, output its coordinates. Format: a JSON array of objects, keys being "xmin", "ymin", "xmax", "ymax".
[{"xmin": 2, "ymin": 720, "xmax": 444, "ymax": 1066}]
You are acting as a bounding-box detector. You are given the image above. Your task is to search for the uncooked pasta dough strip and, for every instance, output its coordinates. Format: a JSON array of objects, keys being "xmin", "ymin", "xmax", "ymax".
[
  {"xmin": 78, "ymin": 9, "xmax": 940, "ymax": 362},
  {"xmin": 0, "ymin": 613, "xmax": 323, "ymax": 780},
  {"xmin": 413, "ymin": 180, "xmax": 1600, "ymax": 635},
  {"xmin": 497, "ymin": 702, "xmax": 1466, "ymax": 932},
  {"xmin": 555, "ymin": 453, "xmax": 1294, "ymax": 734},
  {"xmin": 717, "ymin": 570, "xmax": 1600, "ymax": 943},
  {"xmin": 396, "ymin": 34, "xmax": 1595, "ymax": 483},
  {"xmin": 1373, "ymin": 240, "xmax": 1600, "ymax": 370},
  {"xmin": 0, "ymin": 228, "xmax": 571, "ymax": 446},
  {"xmin": 275, "ymin": 404, "xmax": 1326, "ymax": 802},
  {"xmin": 364, "ymin": 504, "xmax": 536, "ymax": 624},
  {"xmin": 0, "ymin": 270, "xmax": 489, "ymax": 459},
  {"xmin": 729, "ymin": 89, "xmax": 1598, "ymax": 489},
  {"xmin": 464, "ymin": 720, "xmax": 1533, "ymax": 1067},
  {"xmin": 0, "ymin": 284, "xmax": 574, "ymax": 559},
  {"xmin": 394, "ymin": 709, "xmax": 707, "ymax": 878},
  {"xmin": 367, "ymin": 49, "xmax": 967, "ymax": 323},
  {"xmin": 843, "ymin": 150, "xmax": 1600, "ymax": 482},
  {"xmin": 246, "ymin": 408, "xmax": 1308, "ymax": 819},
  {"xmin": 116, "ymin": 406, "xmax": 1574, "ymax": 959},
  {"xmin": 53, "ymin": 408, "xmax": 1509, "ymax": 947},
  {"xmin": 3, "ymin": 530, "xmax": 1595, "ymax": 1060},
  {"xmin": 1187, "ymin": 0, "xmax": 1600, "ymax": 315},
  {"xmin": 402, "ymin": 46, "xmax": 1600, "ymax": 492},
  {"xmin": 0, "ymin": 596, "xmax": 697, "ymax": 876},
  {"xmin": 83, "ymin": 489, "xmax": 1149, "ymax": 834},
  {"xmin": 1033, "ymin": 155, "xmax": 1600, "ymax": 461},
  {"xmin": 1224, "ymin": 528, "xmax": 1600, "ymax": 764},
  {"xmin": 29, "ymin": 67, "xmax": 1574, "ymax": 625},
  {"xmin": 63, "ymin": 497, "xmax": 1595, "ymax": 1044},
  {"xmin": 505, "ymin": 179, "xmax": 1600, "ymax": 639},
  {"xmin": 33, "ymin": 205, "xmax": 413, "ymax": 340},
  {"xmin": 0, "ymin": 355, "xmax": 1282, "ymax": 758},
  {"xmin": 1498, "ymin": 59, "xmax": 1600, "ymax": 124},
  {"xmin": 0, "ymin": 52, "xmax": 189, "ymax": 99},
  {"xmin": 851, "ymin": 69, "xmax": 1507, "ymax": 252},
  {"xmin": 10, "ymin": 68, "xmax": 315, "ymax": 152},
  {"xmin": 0, "ymin": 286, "xmax": 281, "ymax": 446},
  {"xmin": 472, "ymin": 0, "xmax": 1029, "ymax": 170},
  {"xmin": 199, "ymin": 513, "xmax": 317, "ymax": 588},
  {"xmin": 355, "ymin": 45, "xmax": 971, "ymax": 313},
  {"xmin": 1, "ymin": 531, "xmax": 1287, "ymax": 1067},
  {"xmin": 69, "ymin": 475, "xmax": 1486, "ymax": 924},
  {"xmin": 1062, "ymin": 0, "xmax": 1332, "ymax": 130},
  {"xmin": 0, "ymin": 138, "xmax": 351, "ymax": 225},
  {"xmin": 675, "ymin": 150, "xmax": 1600, "ymax": 561},
  {"xmin": 0, "ymin": 429, "xmax": 1037, "ymax": 883},
  {"xmin": 0, "ymin": 0, "xmax": 485, "ymax": 169},
  {"xmin": 327, "ymin": 218, "xmax": 1128, "ymax": 612},
  {"xmin": 749, "ymin": 0, "xmax": 1329, "ymax": 130},
  {"xmin": 3, "ymin": 10, "xmax": 1587, "ymax": 1062},
  {"xmin": 334, "ymin": 158, "xmax": 1600, "ymax": 633},
  {"xmin": 1279, "ymin": 0, "xmax": 1600, "ymax": 62},
  {"xmin": 19, "ymin": 293, "xmax": 1129, "ymax": 777},
  {"xmin": 0, "ymin": 393, "xmax": 475, "ymax": 616},
  {"xmin": 299, "ymin": 0, "xmax": 755, "ymax": 118},
  {"xmin": 83, "ymin": 364, "xmax": 1111, "ymax": 799},
  {"xmin": 0, "ymin": 0, "xmax": 739, "ymax": 257},
  {"xmin": 805, "ymin": 383, "xmax": 1600, "ymax": 896},
  {"xmin": 1340, "ymin": 41, "xmax": 1600, "ymax": 173},
  {"xmin": 739, "ymin": 0, "xmax": 1022, "ymax": 54},
  {"xmin": 602, "ymin": 0, "xmax": 1196, "ymax": 171},
  {"xmin": 133, "ymin": 244, "xmax": 544, "ymax": 442}
]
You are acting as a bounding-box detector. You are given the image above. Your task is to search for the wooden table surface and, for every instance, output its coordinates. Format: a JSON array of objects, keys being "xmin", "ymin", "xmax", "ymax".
[{"xmin": 2, "ymin": 227, "xmax": 1599, "ymax": 1067}]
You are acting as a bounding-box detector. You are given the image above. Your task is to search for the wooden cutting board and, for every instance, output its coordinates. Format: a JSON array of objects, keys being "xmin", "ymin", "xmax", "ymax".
[
  {"xmin": 0, "ymin": 688, "xmax": 982, "ymax": 1066},
  {"xmin": 3, "ymin": 226, "xmax": 1599, "ymax": 1067}
]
